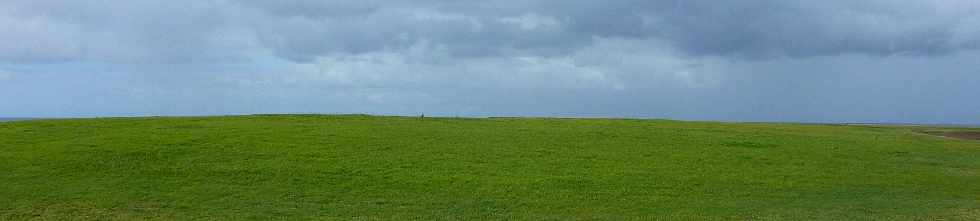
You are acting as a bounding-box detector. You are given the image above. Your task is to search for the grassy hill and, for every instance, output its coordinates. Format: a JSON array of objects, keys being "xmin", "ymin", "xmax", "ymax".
[{"xmin": 1, "ymin": 115, "xmax": 978, "ymax": 220}]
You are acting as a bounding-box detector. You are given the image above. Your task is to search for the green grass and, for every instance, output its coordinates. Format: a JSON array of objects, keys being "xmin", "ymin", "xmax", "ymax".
[{"xmin": 1, "ymin": 115, "xmax": 978, "ymax": 220}]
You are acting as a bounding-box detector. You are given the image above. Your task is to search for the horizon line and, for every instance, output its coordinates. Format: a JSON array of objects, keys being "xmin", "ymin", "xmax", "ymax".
[{"xmin": 3, "ymin": 114, "xmax": 979, "ymax": 128}]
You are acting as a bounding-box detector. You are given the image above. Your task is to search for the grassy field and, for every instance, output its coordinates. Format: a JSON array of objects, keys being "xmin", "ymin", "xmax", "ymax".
[{"xmin": 0, "ymin": 115, "xmax": 978, "ymax": 220}]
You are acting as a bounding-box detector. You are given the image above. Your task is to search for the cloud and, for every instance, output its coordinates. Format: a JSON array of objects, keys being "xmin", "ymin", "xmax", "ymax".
[
  {"xmin": 0, "ymin": 13, "xmax": 82, "ymax": 63},
  {"xmin": 0, "ymin": 70, "xmax": 13, "ymax": 81},
  {"xmin": 0, "ymin": 0, "xmax": 261, "ymax": 63},
  {"xmin": 2, "ymin": 0, "xmax": 978, "ymax": 63},
  {"xmin": 0, "ymin": 0, "xmax": 978, "ymax": 123}
]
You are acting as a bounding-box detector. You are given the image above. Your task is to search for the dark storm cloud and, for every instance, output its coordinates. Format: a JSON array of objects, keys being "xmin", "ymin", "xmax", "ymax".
[
  {"xmin": 235, "ymin": 0, "xmax": 980, "ymax": 61},
  {"xmin": 2, "ymin": 0, "xmax": 978, "ymax": 62},
  {"xmin": 646, "ymin": 0, "xmax": 980, "ymax": 58}
]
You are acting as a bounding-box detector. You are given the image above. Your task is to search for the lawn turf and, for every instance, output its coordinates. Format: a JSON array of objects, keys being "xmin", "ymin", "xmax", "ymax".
[{"xmin": 1, "ymin": 115, "xmax": 978, "ymax": 220}]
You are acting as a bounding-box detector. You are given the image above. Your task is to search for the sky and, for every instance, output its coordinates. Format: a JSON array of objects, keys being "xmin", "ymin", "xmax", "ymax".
[{"xmin": 1, "ymin": 0, "xmax": 979, "ymax": 124}]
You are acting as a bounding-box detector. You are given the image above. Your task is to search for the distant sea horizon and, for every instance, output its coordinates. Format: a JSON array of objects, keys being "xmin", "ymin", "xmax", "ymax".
[
  {"xmin": 839, "ymin": 122, "xmax": 980, "ymax": 128},
  {"xmin": 0, "ymin": 118, "xmax": 34, "ymax": 122},
  {"xmin": 0, "ymin": 115, "xmax": 978, "ymax": 128}
]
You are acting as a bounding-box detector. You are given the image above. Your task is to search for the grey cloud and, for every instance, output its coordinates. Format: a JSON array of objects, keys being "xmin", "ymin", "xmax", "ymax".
[
  {"xmin": 3, "ymin": 0, "xmax": 978, "ymax": 63},
  {"xmin": 0, "ymin": 0, "xmax": 258, "ymax": 63},
  {"xmin": 532, "ymin": 0, "xmax": 980, "ymax": 58},
  {"xmin": 0, "ymin": 13, "xmax": 82, "ymax": 63},
  {"xmin": 1, "ymin": 0, "xmax": 979, "ymax": 124},
  {"xmin": 241, "ymin": 0, "xmax": 980, "ymax": 60},
  {"xmin": 0, "ymin": 69, "xmax": 14, "ymax": 81},
  {"xmin": 237, "ymin": 0, "xmax": 382, "ymax": 19}
]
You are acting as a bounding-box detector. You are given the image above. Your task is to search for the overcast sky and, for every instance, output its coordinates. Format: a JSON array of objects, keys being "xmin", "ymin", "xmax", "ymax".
[{"xmin": 1, "ymin": 0, "xmax": 979, "ymax": 124}]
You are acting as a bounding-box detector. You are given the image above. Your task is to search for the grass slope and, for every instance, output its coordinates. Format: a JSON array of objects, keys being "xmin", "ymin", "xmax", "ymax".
[{"xmin": 0, "ymin": 115, "xmax": 978, "ymax": 220}]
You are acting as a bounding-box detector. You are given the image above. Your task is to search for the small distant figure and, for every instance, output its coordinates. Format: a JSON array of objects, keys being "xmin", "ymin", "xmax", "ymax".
[{"xmin": 420, "ymin": 113, "xmax": 425, "ymax": 120}]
